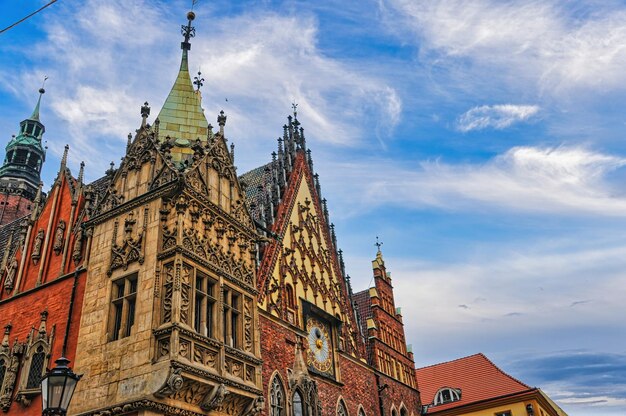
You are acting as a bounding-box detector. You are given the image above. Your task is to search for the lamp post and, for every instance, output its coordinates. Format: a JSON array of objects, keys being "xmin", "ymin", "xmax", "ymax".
[{"xmin": 40, "ymin": 357, "xmax": 82, "ymax": 416}]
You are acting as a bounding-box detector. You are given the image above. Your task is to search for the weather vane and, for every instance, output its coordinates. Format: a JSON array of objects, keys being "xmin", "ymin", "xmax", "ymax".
[
  {"xmin": 375, "ymin": 236, "xmax": 383, "ymax": 251},
  {"xmin": 193, "ymin": 71, "xmax": 204, "ymax": 91},
  {"xmin": 40, "ymin": 75, "xmax": 48, "ymax": 94},
  {"xmin": 181, "ymin": 10, "xmax": 196, "ymax": 51}
]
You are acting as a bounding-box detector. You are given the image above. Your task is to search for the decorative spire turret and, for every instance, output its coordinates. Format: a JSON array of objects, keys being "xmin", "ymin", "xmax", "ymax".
[{"xmin": 0, "ymin": 83, "xmax": 48, "ymax": 219}]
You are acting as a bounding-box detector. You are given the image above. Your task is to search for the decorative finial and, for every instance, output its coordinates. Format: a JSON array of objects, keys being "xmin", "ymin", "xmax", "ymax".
[
  {"xmin": 217, "ymin": 110, "xmax": 227, "ymax": 135},
  {"xmin": 375, "ymin": 236, "xmax": 383, "ymax": 253},
  {"xmin": 40, "ymin": 76, "xmax": 48, "ymax": 94},
  {"xmin": 292, "ymin": 102, "xmax": 298, "ymax": 119},
  {"xmin": 60, "ymin": 144, "xmax": 69, "ymax": 171},
  {"xmin": 193, "ymin": 71, "xmax": 204, "ymax": 91},
  {"xmin": 141, "ymin": 102, "xmax": 150, "ymax": 127},
  {"xmin": 78, "ymin": 161, "xmax": 85, "ymax": 185},
  {"xmin": 181, "ymin": 11, "xmax": 196, "ymax": 51}
]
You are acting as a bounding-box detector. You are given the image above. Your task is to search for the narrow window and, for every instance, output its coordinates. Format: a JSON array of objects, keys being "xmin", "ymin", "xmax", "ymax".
[
  {"xmin": 270, "ymin": 375, "xmax": 286, "ymax": 416},
  {"xmin": 0, "ymin": 358, "xmax": 6, "ymax": 389},
  {"xmin": 285, "ymin": 284, "xmax": 295, "ymax": 309},
  {"xmin": 293, "ymin": 390, "xmax": 304, "ymax": 416},
  {"xmin": 110, "ymin": 274, "xmax": 138, "ymax": 341},
  {"xmin": 26, "ymin": 346, "xmax": 46, "ymax": 389},
  {"xmin": 194, "ymin": 271, "xmax": 217, "ymax": 338},
  {"xmin": 222, "ymin": 287, "xmax": 242, "ymax": 348},
  {"xmin": 337, "ymin": 399, "xmax": 348, "ymax": 416}
]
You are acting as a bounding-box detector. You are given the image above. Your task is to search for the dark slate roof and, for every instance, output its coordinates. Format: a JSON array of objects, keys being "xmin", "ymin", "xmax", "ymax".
[
  {"xmin": 238, "ymin": 162, "xmax": 272, "ymax": 222},
  {"xmin": 87, "ymin": 175, "xmax": 112, "ymax": 207},
  {"xmin": 0, "ymin": 215, "xmax": 26, "ymax": 262},
  {"xmin": 353, "ymin": 288, "xmax": 373, "ymax": 364}
]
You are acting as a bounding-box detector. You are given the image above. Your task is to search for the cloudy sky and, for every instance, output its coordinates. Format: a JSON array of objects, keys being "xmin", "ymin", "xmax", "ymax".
[{"xmin": 2, "ymin": 1, "xmax": 626, "ymax": 415}]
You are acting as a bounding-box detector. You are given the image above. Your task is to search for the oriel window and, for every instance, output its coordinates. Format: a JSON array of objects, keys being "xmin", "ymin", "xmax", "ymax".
[{"xmin": 110, "ymin": 273, "xmax": 138, "ymax": 341}]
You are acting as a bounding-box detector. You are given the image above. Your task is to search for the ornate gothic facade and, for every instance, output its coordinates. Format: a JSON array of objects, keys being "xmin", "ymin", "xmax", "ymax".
[{"xmin": 0, "ymin": 12, "xmax": 420, "ymax": 416}]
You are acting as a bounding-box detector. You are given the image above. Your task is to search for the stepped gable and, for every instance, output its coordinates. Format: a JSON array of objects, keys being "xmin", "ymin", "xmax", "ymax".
[{"xmin": 416, "ymin": 353, "xmax": 531, "ymax": 413}]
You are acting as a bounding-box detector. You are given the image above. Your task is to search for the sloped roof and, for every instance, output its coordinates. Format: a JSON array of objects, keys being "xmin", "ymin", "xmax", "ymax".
[
  {"xmin": 416, "ymin": 353, "xmax": 531, "ymax": 413},
  {"xmin": 0, "ymin": 215, "xmax": 26, "ymax": 261},
  {"xmin": 239, "ymin": 162, "xmax": 272, "ymax": 223},
  {"xmin": 156, "ymin": 49, "xmax": 209, "ymax": 162}
]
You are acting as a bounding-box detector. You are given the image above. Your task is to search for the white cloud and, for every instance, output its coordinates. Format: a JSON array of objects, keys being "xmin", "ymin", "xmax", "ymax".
[
  {"xmin": 0, "ymin": 1, "xmax": 400, "ymax": 178},
  {"xmin": 322, "ymin": 146, "xmax": 626, "ymax": 218},
  {"xmin": 457, "ymin": 104, "xmax": 540, "ymax": 132},
  {"xmin": 384, "ymin": 0, "xmax": 626, "ymax": 93}
]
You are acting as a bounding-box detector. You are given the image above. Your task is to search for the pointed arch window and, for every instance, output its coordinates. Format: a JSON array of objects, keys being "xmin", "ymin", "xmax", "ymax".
[
  {"xmin": 0, "ymin": 357, "xmax": 6, "ymax": 389},
  {"xmin": 293, "ymin": 390, "xmax": 304, "ymax": 416},
  {"xmin": 270, "ymin": 375, "xmax": 286, "ymax": 416},
  {"xmin": 358, "ymin": 407, "xmax": 366, "ymax": 416},
  {"xmin": 337, "ymin": 398, "xmax": 348, "ymax": 416},
  {"xmin": 285, "ymin": 284, "xmax": 295, "ymax": 309},
  {"xmin": 26, "ymin": 346, "xmax": 45, "ymax": 389},
  {"xmin": 400, "ymin": 405, "xmax": 408, "ymax": 416}
]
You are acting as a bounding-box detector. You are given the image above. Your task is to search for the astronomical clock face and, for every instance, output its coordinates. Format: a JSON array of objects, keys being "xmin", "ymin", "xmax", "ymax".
[{"xmin": 306, "ymin": 317, "xmax": 333, "ymax": 375}]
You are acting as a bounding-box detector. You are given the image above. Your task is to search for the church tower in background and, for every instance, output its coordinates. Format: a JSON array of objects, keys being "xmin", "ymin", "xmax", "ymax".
[{"xmin": 0, "ymin": 86, "xmax": 47, "ymax": 226}]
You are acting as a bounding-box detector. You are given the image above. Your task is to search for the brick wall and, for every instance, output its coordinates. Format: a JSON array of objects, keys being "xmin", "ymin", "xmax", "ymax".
[{"xmin": 260, "ymin": 313, "xmax": 379, "ymax": 416}]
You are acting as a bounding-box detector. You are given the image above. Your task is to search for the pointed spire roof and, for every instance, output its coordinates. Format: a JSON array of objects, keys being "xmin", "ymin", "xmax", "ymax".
[
  {"xmin": 29, "ymin": 87, "xmax": 46, "ymax": 121},
  {"xmin": 155, "ymin": 11, "xmax": 209, "ymax": 163}
]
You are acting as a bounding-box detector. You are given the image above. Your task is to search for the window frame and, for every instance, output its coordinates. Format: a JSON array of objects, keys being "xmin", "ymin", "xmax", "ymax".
[
  {"xmin": 109, "ymin": 273, "xmax": 138, "ymax": 341},
  {"xmin": 193, "ymin": 270, "xmax": 217, "ymax": 339},
  {"xmin": 222, "ymin": 285, "xmax": 242, "ymax": 348}
]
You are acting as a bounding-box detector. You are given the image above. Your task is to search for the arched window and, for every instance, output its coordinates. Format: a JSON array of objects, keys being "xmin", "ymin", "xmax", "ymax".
[
  {"xmin": 358, "ymin": 407, "xmax": 366, "ymax": 416},
  {"xmin": 270, "ymin": 375, "xmax": 286, "ymax": 416},
  {"xmin": 0, "ymin": 358, "xmax": 6, "ymax": 388},
  {"xmin": 26, "ymin": 346, "xmax": 45, "ymax": 389},
  {"xmin": 392, "ymin": 408, "xmax": 398, "ymax": 416},
  {"xmin": 434, "ymin": 387, "xmax": 461, "ymax": 406},
  {"xmin": 293, "ymin": 390, "xmax": 304, "ymax": 416},
  {"xmin": 400, "ymin": 405, "xmax": 408, "ymax": 416},
  {"xmin": 337, "ymin": 399, "xmax": 348, "ymax": 416},
  {"xmin": 285, "ymin": 284, "xmax": 295, "ymax": 309}
]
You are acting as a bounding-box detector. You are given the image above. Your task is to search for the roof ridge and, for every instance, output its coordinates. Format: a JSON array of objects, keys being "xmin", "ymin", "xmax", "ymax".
[{"xmin": 478, "ymin": 353, "xmax": 531, "ymax": 389}]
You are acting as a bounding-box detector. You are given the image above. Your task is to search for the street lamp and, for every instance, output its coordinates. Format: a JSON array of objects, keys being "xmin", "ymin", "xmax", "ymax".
[{"xmin": 40, "ymin": 357, "xmax": 82, "ymax": 416}]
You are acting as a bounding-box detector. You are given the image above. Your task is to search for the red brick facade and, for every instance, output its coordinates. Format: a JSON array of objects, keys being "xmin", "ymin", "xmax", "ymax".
[
  {"xmin": 0, "ymin": 157, "xmax": 89, "ymax": 414},
  {"xmin": 0, "ymin": 192, "xmax": 33, "ymax": 226}
]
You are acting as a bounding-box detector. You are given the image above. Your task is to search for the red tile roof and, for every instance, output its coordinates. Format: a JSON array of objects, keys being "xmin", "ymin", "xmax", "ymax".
[{"xmin": 415, "ymin": 353, "xmax": 531, "ymax": 413}]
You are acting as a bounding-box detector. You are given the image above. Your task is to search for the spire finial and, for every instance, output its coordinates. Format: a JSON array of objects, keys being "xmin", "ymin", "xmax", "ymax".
[
  {"xmin": 193, "ymin": 71, "xmax": 204, "ymax": 91},
  {"xmin": 292, "ymin": 102, "xmax": 298, "ymax": 119},
  {"xmin": 181, "ymin": 11, "xmax": 196, "ymax": 51},
  {"xmin": 60, "ymin": 144, "xmax": 69, "ymax": 170},
  {"xmin": 375, "ymin": 236, "xmax": 383, "ymax": 253},
  {"xmin": 140, "ymin": 102, "xmax": 150, "ymax": 127},
  {"xmin": 78, "ymin": 161, "xmax": 85, "ymax": 185},
  {"xmin": 30, "ymin": 76, "xmax": 48, "ymax": 121}
]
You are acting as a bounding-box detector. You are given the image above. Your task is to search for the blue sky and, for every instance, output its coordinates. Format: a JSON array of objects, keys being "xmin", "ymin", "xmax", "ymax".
[{"xmin": 2, "ymin": 1, "xmax": 626, "ymax": 415}]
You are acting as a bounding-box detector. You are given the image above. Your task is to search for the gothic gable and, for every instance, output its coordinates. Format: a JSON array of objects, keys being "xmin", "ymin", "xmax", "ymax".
[{"xmin": 257, "ymin": 153, "xmax": 361, "ymax": 358}]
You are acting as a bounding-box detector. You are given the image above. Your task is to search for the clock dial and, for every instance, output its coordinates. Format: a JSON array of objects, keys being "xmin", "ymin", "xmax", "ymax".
[{"xmin": 306, "ymin": 318, "xmax": 333, "ymax": 374}]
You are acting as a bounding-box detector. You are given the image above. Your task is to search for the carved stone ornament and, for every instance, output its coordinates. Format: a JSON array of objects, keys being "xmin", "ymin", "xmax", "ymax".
[
  {"xmin": 72, "ymin": 227, "xmax": 84, "ymax": 265},
  {"xmin": 154, "ymin": 367, "xmax": 184, "ymax": 398},
  {"xmin": 0, "ymin": 339, "xmax": 25, "ymax": 411},
  {"xmin": 31, "ymin": 229, "xmax": 44, "ymax": 264},
  {"xmin": 3, "ymin": 257, "xmax": 17, "ymax": 292},
  {"xmin": 199, "ymin": 383, "xmax": 229, "ymax": 412},
  {"xmin": 108, "ymin": 209, "xmax": 147, "ymax": 275},
  {"xmin": 53, "ymin": 220, "xmax": 66, "ymax": 255},
  {"xmin": 242, "ymin": 396, "xmax": 265, "ymax": 416}
]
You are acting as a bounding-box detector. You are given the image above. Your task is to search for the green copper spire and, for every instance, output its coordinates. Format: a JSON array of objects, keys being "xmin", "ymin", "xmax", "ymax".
[
  {"xmin": 0, "ymin": 85, "xmax": 47, "ymax": 200},
  {"xmin": 155, "ymin": 11, "xmax": 209, "ymax": 163}
]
